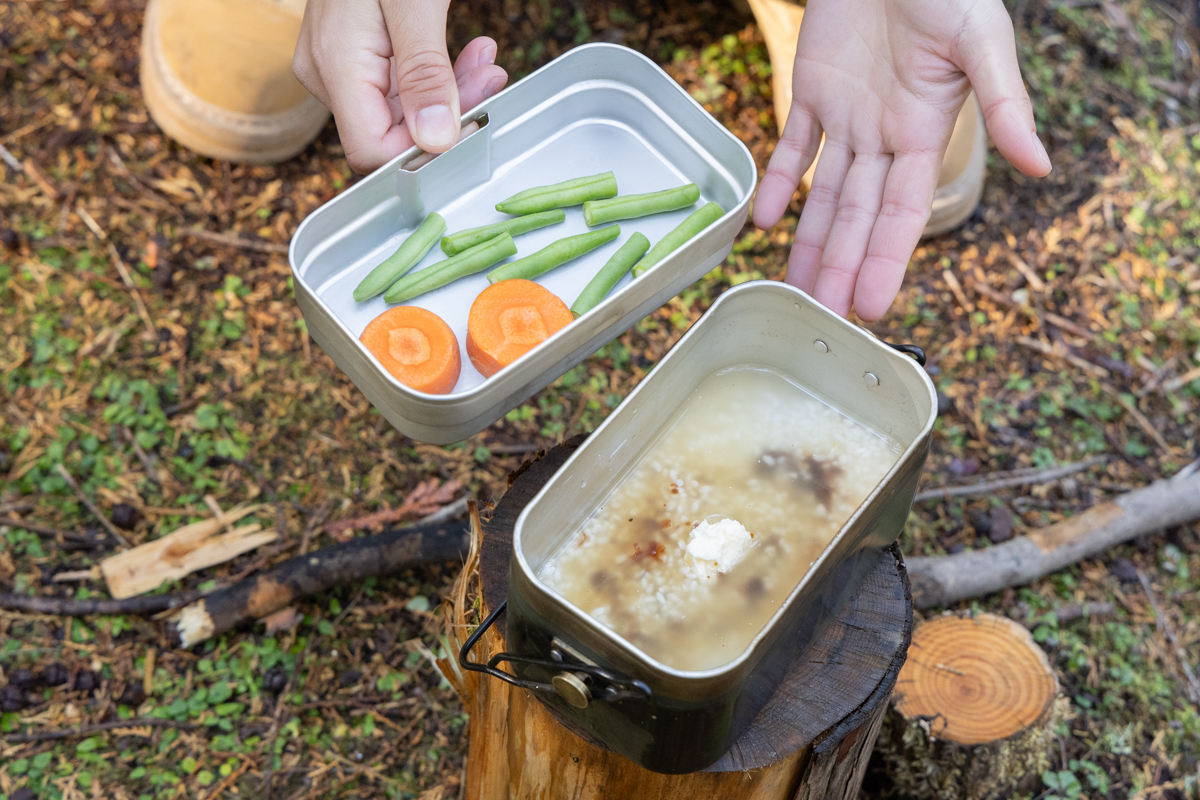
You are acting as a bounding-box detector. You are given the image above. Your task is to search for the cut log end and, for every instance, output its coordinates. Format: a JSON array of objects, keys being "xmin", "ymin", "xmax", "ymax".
[
  {"xmin": 893, "ymin": 614, "xmax": 1058, "ymax": 745},
  {"xmin": 879, "ymin": 613, "xmax": 1063, "ymax": 800}
]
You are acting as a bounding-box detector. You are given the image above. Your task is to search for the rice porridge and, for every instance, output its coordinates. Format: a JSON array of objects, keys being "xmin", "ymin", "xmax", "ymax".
[{"xmin": 536, "ymin": 366, "xmax": 900, "ymax": 671}]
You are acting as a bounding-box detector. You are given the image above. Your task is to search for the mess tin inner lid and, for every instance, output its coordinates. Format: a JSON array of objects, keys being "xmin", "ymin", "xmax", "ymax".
[
  {"xmin": 511, "ymin": 281, "xmax": 937, "ymax": 693},
  {"xmin": 288, "ymin": 43, "xmax": 755, "ymax": 435}
]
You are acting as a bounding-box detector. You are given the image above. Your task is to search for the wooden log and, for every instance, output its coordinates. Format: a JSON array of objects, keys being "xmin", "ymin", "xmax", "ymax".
[
  {"xmin": 448, "ymin": 439, "xmax": 915, "ymax": 799},
  {"xmin": 907, "ymin": 465, "xmax": 1200, "ymax": 608},
  {"xmin": 875, "ymin": 613, "xmax": 1065, "ymax": 800}
]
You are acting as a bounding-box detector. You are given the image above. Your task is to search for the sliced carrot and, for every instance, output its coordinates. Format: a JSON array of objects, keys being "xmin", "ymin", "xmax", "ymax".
[
  {"xmin": 360, "ymin": 306, "xmax": 461, "ymax": 394},
  {"xmin": 466, "ymin": 279, "xmax": 573, "ymax": 378}
]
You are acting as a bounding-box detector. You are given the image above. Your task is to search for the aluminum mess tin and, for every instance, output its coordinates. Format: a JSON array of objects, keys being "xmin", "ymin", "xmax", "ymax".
[
  {"xmin": 289, "ymin": 43, "xmax": 756, "ymax": 444},
  {"xmin": 501, "ymin": 281, "xmax": 937, "ymax": 774}
]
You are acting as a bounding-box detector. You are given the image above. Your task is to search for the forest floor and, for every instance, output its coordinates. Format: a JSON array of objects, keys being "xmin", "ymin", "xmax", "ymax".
[{"xmin": 2, "ymin": 0, "xmax": 1200, "ymax": 798}]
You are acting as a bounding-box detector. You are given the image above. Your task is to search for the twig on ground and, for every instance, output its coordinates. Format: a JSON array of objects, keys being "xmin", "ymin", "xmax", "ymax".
[
  {"xmin": 122, "ymin": 425, "xmax": 162, "ymax": 486},
  {"xmin": 182, "ymin": 227, "xmax": 289, "ymax": 254},
  {"xmin": 75, "ymin": 203, "xmax": 157, "ymax": 336},
  {"xmin": 413, "ymin": 495, "xmax": 470, "ymax": 527},
  {"xmin": 1025, "ymin": 601, "xmax": 1115, "ymax": 626},
  {"xmin": 4, "ymin": 718, "xmax": 197, "ymax": 744},
  {"xmin": 1103, "ymin": 386, "xmax": 1176, "ymax": 456},
  {"xmin": 1136, "ymin": 569, "xmax": 1200, "ymax": 705},
  {"xmin": 299, "ymin": 499, "xmax": 334, "ymax": 556},
  {"xmin": 21, "ymin": 159, "xmax": 59, "ymax": 199},
  {"xmin": 1162, "ymin": 365, "xmax": 1200, "ymax": 393},
  {"xmin": 0, "ymin": 514, "xmax": 95, "ymax": 546},
  {"xmin": 1007, "ymin": 251, "xmax": 1046, "ymax": 292},
  {"xmin": 323, "ymin": 479, "xmax": 463, "ymax": 539},
  {"xmin": 913, "ymin": 456, "xmax": 1108, "ymax": 502},
  {"xmin": 54, "ymin": 463, "xmax": 130, "ymax": 547},
  {"xmin": 0, "ymin": 142, "xmax": 23, "ymax": 171},
  {"xmin": 263, "ymin": 612, "xmax": 323, "ymax": 800},
  {"xmin": 1016, "ymin": 335, "xmax": 1111, "ymax": 378}
]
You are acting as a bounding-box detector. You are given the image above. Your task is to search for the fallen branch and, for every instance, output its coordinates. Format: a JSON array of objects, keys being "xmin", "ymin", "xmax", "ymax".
[
  {"xmin": 913, "ymin": 456, "xmax": 1107, "ymax": 502},
  {"xmin": 0, "ymin": 589, "xmax": 203, "ymax": 615},
  {"xmin": 4, "ymin": 717, "xmax": 197, "ymax": 744},
  {"xmin": 171, "ymin": 517, "xmax": 470, "ymax": 647},
  {"xmin": 907, "ymin": 463, "xmax": 1200, "ymax": 608}
]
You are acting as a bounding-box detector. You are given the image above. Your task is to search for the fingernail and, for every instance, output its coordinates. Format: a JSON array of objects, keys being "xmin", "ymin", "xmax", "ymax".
[
  {"xmin": 482, "ymin": 41, "xmax": 497, "ymax": 65},
  {"xmin": 483, "ymin": 75, "xmax": 506, "ymax": 98},
  {"xmin": 416, "ymin": 105, "xmax": 457, "ymax": 149},
  {"xmin": 1031, "ymin": 130, "xmax": 1051, "ymax": 172}
]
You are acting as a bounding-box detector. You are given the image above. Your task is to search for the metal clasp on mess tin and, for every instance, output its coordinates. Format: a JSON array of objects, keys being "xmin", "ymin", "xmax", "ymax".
[{"xmin": 458, "ymin": 600, "xmax": 652, "ymax": 709}]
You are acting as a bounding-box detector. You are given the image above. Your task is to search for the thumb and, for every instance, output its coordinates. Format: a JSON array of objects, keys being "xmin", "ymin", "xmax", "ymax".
[
  {"xmin": 382, "ymin": 0, "xmax": 461, "ymax": 154},
  {"xmin": 954, "ymin": 3, "xmax": 1051, "ymax": 177}
]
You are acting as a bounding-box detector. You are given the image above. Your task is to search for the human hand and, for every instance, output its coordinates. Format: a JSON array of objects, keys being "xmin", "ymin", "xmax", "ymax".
[
  {"xmin": 752, "ymin": 0, "xmax": 1051, "ymax": 321},
  {"xmin": 293, "ymin": 0, "xmax": 507, "ymax": 173}
]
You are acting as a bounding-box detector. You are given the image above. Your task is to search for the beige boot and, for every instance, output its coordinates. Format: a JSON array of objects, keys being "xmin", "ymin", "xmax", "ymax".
[
  {"xmin": 140, "ymin": 0, "xmax": 330, "ymax": 164},
  {"xmin": 748, "ymin": 0, "xmax": 986, "ymax": 237}
]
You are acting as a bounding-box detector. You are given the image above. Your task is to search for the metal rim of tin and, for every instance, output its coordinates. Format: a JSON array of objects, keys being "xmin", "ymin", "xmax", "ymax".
[
  {"xmin": 287, "ymin": 42, "xmax": 757, "ymax": 407},
  {"xmin": 510, "ymin": 280, "xmax": 939, "ymax": 683}
]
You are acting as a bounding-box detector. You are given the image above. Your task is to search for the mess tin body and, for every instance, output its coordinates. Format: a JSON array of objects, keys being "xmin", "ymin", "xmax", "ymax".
[
  {"xmin": 289, "ymin": 43, "xmax": 756, "ymax": 444},
  {"xmin": 504, "ymin": 282, "xmax": 938, "ymax": 773}
]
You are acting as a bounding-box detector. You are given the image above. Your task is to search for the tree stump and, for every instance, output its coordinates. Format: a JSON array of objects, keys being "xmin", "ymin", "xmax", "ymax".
[
  {"xmin": 875, "ymin": 613, "xmax": 1064, "ymax": 800},
  {"xmin": 447, "ymin": 440, "xmax": 915, "ymax": 800}
]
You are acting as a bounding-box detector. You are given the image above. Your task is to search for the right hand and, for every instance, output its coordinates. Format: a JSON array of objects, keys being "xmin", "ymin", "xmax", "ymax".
[{"xmin": 293, "ymin": 0, "xmax": 507, "ymax": 174}]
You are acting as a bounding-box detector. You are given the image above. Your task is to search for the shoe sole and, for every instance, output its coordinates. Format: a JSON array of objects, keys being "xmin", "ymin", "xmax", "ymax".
[{"xmin": 140, "ymin": 0, "xmax": 330, "ymax": 164}]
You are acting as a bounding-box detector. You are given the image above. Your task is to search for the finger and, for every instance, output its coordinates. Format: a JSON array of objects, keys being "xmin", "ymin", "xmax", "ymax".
[
  {"xmin": 955, "ymin": 6, "xmax": 1051, "ymax": 177},
  {"xmin": 753, "ymin": 105, "xmax": 822, "ymax": 229},
  {"xmin": 456, "ymin": 64, "xmax": 508, "ymax": 111},
  {"xmin": 453, "ymin": 36, "xmax": 498, "ymax": 80},
  {"xmin": 381, "ymin": 0, "xmax": 461, "ymax": 153},
  {"xmin": 783, "ymin": 142, "xmax": 852, "ymax": 294},
  {"xmin": 316, "ymin": 48, "xmax": 414, "ymax": 173},
  {"xmin": 851, "ymin": 150, "xmax": 942, "ymax": 322},
  {"xmin": 810, "ymin": 152, "xmax": 893, "ymax": 317}
]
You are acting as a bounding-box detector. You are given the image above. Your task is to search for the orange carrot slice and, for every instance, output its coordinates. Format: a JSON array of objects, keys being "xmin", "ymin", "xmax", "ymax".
[
  {"xmin": 466, "ymin": 280, "xmax": 573, "ymax": 378},
  {"xmin": 360, "ymin": 306, "xmax": 461, "ymax": 394}
]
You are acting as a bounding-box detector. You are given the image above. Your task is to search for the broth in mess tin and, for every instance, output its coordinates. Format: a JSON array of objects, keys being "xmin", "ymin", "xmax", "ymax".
[{"xmin": 537, "ymin": 366, "xmax": 902, "ymax": 672}]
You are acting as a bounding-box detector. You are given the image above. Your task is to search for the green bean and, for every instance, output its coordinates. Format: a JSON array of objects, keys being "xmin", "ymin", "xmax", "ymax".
[
  {"xmin": 353, "ymin": 213, "xmax": 446, "ymax": 302},
  {"xmin": 582, "ymin": 184, "xmax": 700, "ymax": 227},
  {"xmin": 570, "ymin": 233, "xmax": 650, "ymax": 317},
  {"xmin": 440, "ymin": 209, "xmax": 565, "ymax": 256},
  {"xmin": 486, "ymin": 225, "xmax": 620, "ymax": 285},
  {"xmin": 383, "ymin": 233, "xmax": 517, "ymax": 304},
  {"xmin": 630, "ymin": 202, "xmax": 724, "ymax": 278},
  {"xmin": 495, "ymin": 172, "xmax": 618, "ymax": 215}
]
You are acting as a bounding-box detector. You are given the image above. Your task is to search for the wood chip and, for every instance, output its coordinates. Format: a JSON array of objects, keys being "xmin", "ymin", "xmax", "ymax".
[{"xmin": 100, "ymin": 504, "xmax": 273, "ymax": 598}]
